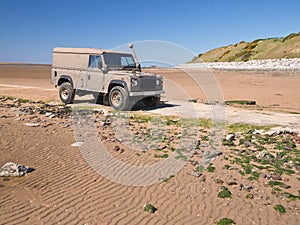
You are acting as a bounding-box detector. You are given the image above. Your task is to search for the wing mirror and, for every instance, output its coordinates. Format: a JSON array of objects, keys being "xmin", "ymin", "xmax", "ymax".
[{"xmin": 99, "ymin": 62, "xmax": 108, "ymax": 74}]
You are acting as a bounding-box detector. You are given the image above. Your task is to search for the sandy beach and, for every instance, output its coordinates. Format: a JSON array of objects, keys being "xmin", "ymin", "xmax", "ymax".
[{"xmin": 0, "ymin": 64, "xmax": 299, "ymax": 225}]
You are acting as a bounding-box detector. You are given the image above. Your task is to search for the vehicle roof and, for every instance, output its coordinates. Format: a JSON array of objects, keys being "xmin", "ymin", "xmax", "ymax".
[{"xmin": 53, "ymin": 47, "xmax": 129, "ymax": 55}]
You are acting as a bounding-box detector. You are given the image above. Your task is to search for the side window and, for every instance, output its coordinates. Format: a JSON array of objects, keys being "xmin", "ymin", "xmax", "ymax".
[{"xmin": 88, "ymin": 55, "xmax": 102, "ymax": 68}]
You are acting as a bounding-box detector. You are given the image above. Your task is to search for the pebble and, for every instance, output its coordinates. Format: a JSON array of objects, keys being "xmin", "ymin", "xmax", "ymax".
[
  {"xmin": 225, "ymin": 133, "xmax": 235, "ymax": 141},
  {"xmin": 24, "ymin": 123, "xmax": 39, "ymax": 127},
  {"xmin": 240, "ymin": 184, "xmax": 253, "ymax": 192},
  {"xmin": 214, "ymin": 178, "xmax": 224, "ymax": 185},
  {"xmin": 226, "ymin": 180, "xmax": 238, "ymax": 186},
  {"xmin": 191, "ymin": 160, "xmax": 199, "ymax": 166},
  {"xmin": 114, "ymin": 146, "xmax": 120, "ymax": 151},
  {"xmin": 203, "ymin": 150, "xmax": 222, "ymax": 160},
  {"xmin": 256, "ymin": 150, "xmax": 268, "ymax": 159},
  {"xmin": 270, "ymin": 173, "xmax": 282, "ymax": 180},
  {"xmin": 191, "ymin": 171, "xmax": 202, "ymax": 178},
  {"xmin": 294, "ymin": 164, "xmax": 300, "ymax": 171},
  {"xmin": 71, "ymin": 142, "xmax": 84, "ymax": 147}
]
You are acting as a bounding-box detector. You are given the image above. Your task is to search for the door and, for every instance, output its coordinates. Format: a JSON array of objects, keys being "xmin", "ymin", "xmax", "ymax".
[{"xmin": 85, "ymin": 55, "xmax": 104, "ymax": 92}]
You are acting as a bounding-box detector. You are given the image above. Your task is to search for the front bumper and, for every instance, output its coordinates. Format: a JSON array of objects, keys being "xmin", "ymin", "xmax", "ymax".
[{"xmin": 129, "ymin": 90, "xmax": 165, "ymax": 97}]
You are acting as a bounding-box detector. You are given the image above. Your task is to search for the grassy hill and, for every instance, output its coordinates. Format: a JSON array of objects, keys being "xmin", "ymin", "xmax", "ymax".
[{"xmin": 192, "ymin": 32, "xmax": 300, "ymax": 62}]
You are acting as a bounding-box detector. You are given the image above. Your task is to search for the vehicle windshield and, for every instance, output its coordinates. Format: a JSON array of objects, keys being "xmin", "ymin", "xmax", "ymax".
[{"xmin": 103, "ymin": 53, "xmax": 136, "ymax": 70}]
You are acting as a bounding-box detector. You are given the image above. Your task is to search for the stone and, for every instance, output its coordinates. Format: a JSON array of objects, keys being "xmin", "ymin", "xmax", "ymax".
[
  {"xmin": 225, "ymin": 133, "xmax": 235, "ymax": 141},
  {"xmin": 71, "ymin": 142, "xmax": 84, "ymax": 147},
  {"xmin": 226, "ymin": 180, "xmax": 238, "ymax": 186},
  {"xmin": 260, "ymin": 173, "xmax": 267, "ymax": 179},
  {"xmin": 244, "ymin": 141, "xmax": 254, "ymax": 147},
  {"xmin": 270, "ymin": 173, "xmax": 282, "ymax": 180},
  {"xmin": 0, "ymin": 162, "xmax": 32, "ymax": 177},
  {"xmin": 191, "ymin": 160, "xmax": 198, "ymax": 166},
  {"xmin": 253, "ymin": 129, "xmax": 265, "ymax": 135},
  {"xmin": 243, "ymin": 185, "xmax": 253, "ymax": 192},
  {"xmin": 191, "ymin": 171, "xmax": 202, "ymax": 178},
  {"xmin": 45, "ymin": 112, "xmax": 53, "ymax": 117},
  {"xmin": 101, "ymin": 118, "xmax": 111, "ymax": 126},
  {"xmin": 294, "ymin": 164, "xmax": 300, "ymax": 171},
  {"xmin": 24, "ymin": 123, "xmax": 39, "ymax": 127},
  {"xmin": 256, "ymin": 150, "xmax": 268, "ymax": 159},
  {"xmin": 114, "ymin": 146, "xmax": 120, "ymax": 152},
  {"xmin": 214, "ymin": 178, "xmax": 224, "ymax": 185},
  {"xmin": 203, "ymin": 150, "xmax": 222, "ymax": 160}
]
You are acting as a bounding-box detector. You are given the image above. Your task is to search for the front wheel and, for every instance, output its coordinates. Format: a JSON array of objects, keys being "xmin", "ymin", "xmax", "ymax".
[
  {"xmin": 109, "ymin": 86, "xmax": 129, "ymax": 110},
  {"xmin": 59, "ymin": 82, "xmax": 74, "ymax": 104}
]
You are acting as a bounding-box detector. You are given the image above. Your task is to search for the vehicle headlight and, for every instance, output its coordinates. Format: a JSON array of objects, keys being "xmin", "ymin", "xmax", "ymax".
[
  {"xmin": 156, "ymin": 79, "xmax": 161, "ymax": 86},
  {"xmin": 131, "ymin": 78, "xmax": 138, "ymax": 87}
]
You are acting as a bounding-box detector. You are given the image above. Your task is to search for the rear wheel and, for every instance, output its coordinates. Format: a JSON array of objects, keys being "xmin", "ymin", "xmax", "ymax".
[
  {"xmin": 109, "ymin": 86, "xmax": 129, "ymax": 110},
  {"xmin": 59, "ymin": 82, "xmax": 74, "ymax": 104},
  {"xmin": 143, "ymin": 96, "xmax": 160, "ymax": 107}
]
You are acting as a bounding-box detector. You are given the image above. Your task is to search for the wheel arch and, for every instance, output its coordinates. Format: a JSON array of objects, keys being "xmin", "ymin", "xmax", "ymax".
[
  {"xmin": 58, "ymin": 75, "xmax": 74, "ymax": 87},
  {"xmin": 108, "ymin": 80, "xmax": 129, "ymax": 94}
]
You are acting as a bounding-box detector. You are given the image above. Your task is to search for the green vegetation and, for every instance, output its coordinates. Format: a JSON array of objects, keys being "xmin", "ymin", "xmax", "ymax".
[
  {"xmin": 225, "ymin": 100, "xmax": 256, "ymax": 105},
  {"xmin": 216, "ymin": 218, "xmax": 236, "ymax": 225},
  {"xmin": 192, "ymin": 32, "xmax": 300, "ymax": 62},
  {"xmin": 274, "ymin": 205, "xmax": 286, "ymax": 214},
  {"xmin": 0, "ymin": 95, "xmax": 30, "ymax": 103},
  {"xmin": 143, "ymin": 204, "xmax": 157, "ymax": 213},
  {"xmin": 207, "ymin": 165, "xmax": 215, "ymax": 172},
  {"xmin": 218, "ymin": 187, "xmax": 232, "ymax": 198},
  {"xmin": 154, "ymin": 153, "xmax": 168, "ymax": 158},
  {"xmin": 160, "ymin": 175, "xmax": 175, "ymax": 182}
]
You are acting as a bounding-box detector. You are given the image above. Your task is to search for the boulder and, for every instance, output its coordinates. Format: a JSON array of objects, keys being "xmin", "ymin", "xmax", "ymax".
[{"xmin": 0, "ymin": 162, "xmax": 32, "ymax": 177}]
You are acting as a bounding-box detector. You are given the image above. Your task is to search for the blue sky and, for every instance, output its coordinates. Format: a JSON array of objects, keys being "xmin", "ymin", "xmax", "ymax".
[{"xmin": 0, "ymin": 0, "xmax": 299, "ymax": 63}]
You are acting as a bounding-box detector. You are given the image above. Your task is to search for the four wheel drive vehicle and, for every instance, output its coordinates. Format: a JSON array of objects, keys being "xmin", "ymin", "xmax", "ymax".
[{"xmin": 51, "ymin": 44, "xmax": 164, "ymax": 110}]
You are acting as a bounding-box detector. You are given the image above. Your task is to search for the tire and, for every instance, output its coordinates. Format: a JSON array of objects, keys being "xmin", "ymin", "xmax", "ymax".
[
  {"xmin": 143, "ymin": 96, "xmax": 160, "ymax": 107},
  {"xmin": 59, "ymin": 82, "xmax": 75, "ymax": 104},
  {"xmin": 109, "ymin": 86, "xmax": 129, "ymax": 110}
]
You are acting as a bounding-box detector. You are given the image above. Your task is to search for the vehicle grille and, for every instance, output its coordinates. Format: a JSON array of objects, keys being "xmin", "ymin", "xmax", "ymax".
[{"xmin": 139, "ymin": 78, "xmax": 156, "ymax": 91}]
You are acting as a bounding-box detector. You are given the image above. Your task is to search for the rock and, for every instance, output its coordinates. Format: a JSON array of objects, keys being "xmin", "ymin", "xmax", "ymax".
[
  {"xmin": 260, "ymin": 173, "xmax": 267, "ymax": 179},
  {"xmin": 71, "ymin": 142, "xmax": 84, "ymax": 147},
  {"xmin": 0, "ymin": 162, "xmax": 32, "ymax": 177},
  {"xmin": 191, "ymin": 160, "xmax": 198, "ymax": 166},
  {"xmin": 114, "ymin": 146, "xmax": 121, "ymax": 152},
  {"xmin": 143, "ymin": 204, "xmax": 157, "ymax": 213},
  {"xmin": 294, "ymin": 164, "xmax": 300, "ymax": 171},
  {"xmin": 270, "ymin": 173, "xmax": 282, "ymax": 180},
  {"xmin": 214, "ymin": 178, "xmax": 224, "ymax": 185},
  {"xmin": 203, "ymin": 150, "xmax": 222, "ymax": 160},
  {"xmin": 243, "ymin": 185, "xmax": 253, "ymax": 192},
  {"xmin": 253, "ymin": 129, "xmax": 265, "ymax": 135},
  {"xmin": 226, "ymin": 180, "xmax": 238, "ymax": 186},
  {"xmin": 225, "ymin": 133, "xmax": 235, "ymax": 141},
  {"xmin": 188, "ymin": 98, "xmax": 198, "ymax": 103},
  {"xmin": 264, "ymin": 130, "xmax": 276, "ymax": 136},
  {"xmin": 195, "ymin": 140, "xmax": 201, "ymax": 149},
  {"xmin": 48, "ymin": 114, "xmax": 56, "ymax": 119},
  {"xmin": 24, "ymin": 123, "xmax": 39, "ymax": 127},
  {"xmin": 256, "ymin": 150, "xmax": 268, "ymax": 159},
  {"xmin": 101, "ymin": 118, "xmax": 111, "ymax": 126},
  {"xmin": 191, "ymin": 171, "xmax": 202, "ymax": 178},
  {"xmin": 45, "ymin": 112, "xmax": 53, "ymax": 117},
  {"xmin": 244, "ymin": 141, "xmax": 254, "ymax": 147},
  {"xmin": 200, "ymin": 143, "xmax": 209, "ymax": 147}
]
